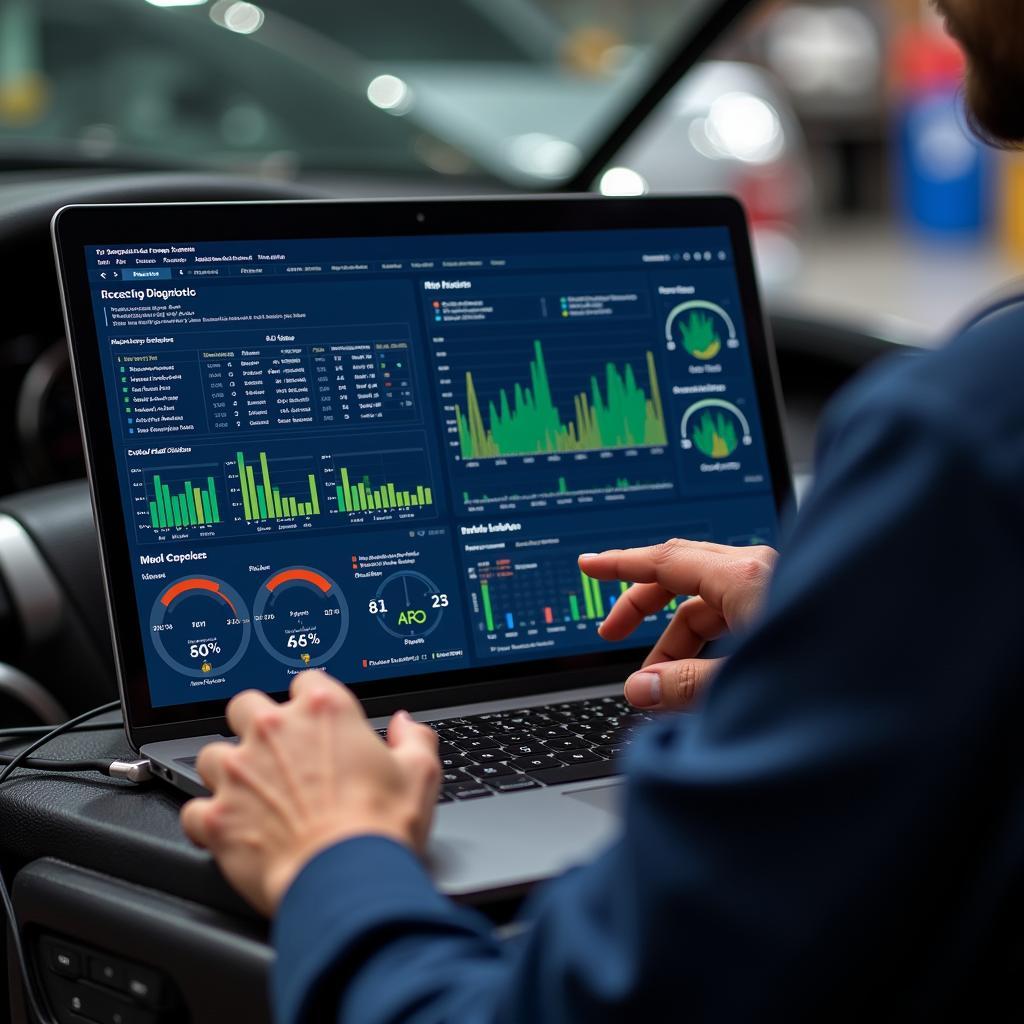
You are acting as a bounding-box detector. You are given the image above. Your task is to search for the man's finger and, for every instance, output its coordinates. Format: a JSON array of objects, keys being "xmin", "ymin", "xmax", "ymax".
[
  {"xmin": 225, "ymin": 689, "xmax": 279, "ymax": 738},
  {"xmin": 194, "ymin": 739, "xmax": 235, "ymax": 791},
  {"xmin": 624, "ymin": 657, "xmax": 724, "ymax": 710},
  {"xmin": 180, "ymin": 796, "xmax": 216, "ymax": 848},
  {"xmin": 290, "ymin": 669, "xmax": 359, "ymax": 714},
  {"xmin": 642, "ymin": 597, "xmax": 727, "ymax": 667},
  {"xmin": 580, "ymin": 541, "xmax": 774, "ymax": 623},
  {"xmin": 388, "ymin": 711, "xmax": 440, "ymax": 786},
  {"xmin": 580, "ymin": 541, "xmax": 727, "ymax": 605},
  {"xmin": 598, "ymin": 582, "xmax": 677, "ymax": 641}
]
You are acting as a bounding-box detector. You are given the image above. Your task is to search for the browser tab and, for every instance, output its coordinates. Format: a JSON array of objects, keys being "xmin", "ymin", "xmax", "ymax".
[{"xmin": 121, "ymin": 268, "xmax": 173, "ymax": 281}]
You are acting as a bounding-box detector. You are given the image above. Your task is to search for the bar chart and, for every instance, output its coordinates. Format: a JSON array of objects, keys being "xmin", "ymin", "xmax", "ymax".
[
  {"xmin": 459, "ymin": 466, "xmax": 675, "ymax": 512},
  {"xmin": 328, "ymin": 447, "xmax": 436, "ymax": 520},
  {"xmin": 148, "ymin": 472, "xmax": 222, "ymax": 529},
  {"xmin": 235, "ymin": 450, "xmax": 322, "ymax": 520},
  {"xmin": 475, "ymin": 568, "xmax": 683, "ymax": 634},
  {"xmin": 335, "ymin": 467, "xmax": 432, "ymax": 513}
]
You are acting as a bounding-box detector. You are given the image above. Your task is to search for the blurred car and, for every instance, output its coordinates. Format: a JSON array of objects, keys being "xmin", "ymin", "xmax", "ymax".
[
  {"xmin": 0, "ymin": 1, "xmax": 809, "ymax": 204},
  {"xmin": 0, "ymin": 0, "xmax": 811, "ymax": 493}
]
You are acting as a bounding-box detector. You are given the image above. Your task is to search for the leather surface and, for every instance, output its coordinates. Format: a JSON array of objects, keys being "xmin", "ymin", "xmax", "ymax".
[
  {"xmin": 0, "ymin": 482, "xmax": 118, "ymax": 713},
  {"xmin": 0, "ymin": 725, "xmax": 256, "ymax": 919},
  {"xmin": 0, "ymin": 481, "xmax": 107, "ymax": 655}
]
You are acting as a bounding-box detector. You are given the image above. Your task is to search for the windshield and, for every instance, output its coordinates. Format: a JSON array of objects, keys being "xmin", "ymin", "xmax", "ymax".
[{"xmin": 0, "ymin": 0, "xmax": 720, "ymax": 184}]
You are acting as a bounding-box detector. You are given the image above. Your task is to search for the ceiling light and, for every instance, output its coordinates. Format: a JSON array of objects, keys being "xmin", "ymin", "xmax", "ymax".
[
  {"xmin": 704, "ymin": 92, "xmax": 784, "ymax": 164},
  {"xmin": 598, "ymin": 166, "xmax": 648, "ymax": 196},
  {"xmin": 367, "ymin": 75, "xmax": 412, "ymax": 114},
  {"xmin": 210, "ymin": 0, "xmax": 264, "ymax": 34}
]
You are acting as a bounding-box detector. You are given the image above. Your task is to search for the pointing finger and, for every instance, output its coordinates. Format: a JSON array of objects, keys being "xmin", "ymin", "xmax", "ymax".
[
  {"xmin": 598, "ymin": 582, "xmax": 677, "ymax": 642},
  {"xmin": 580, "ymin": 541, "xmax": 730, "ymax": 610}
]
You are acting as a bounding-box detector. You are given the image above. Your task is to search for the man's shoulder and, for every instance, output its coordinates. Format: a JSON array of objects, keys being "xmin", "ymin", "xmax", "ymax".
[
  {"xmin": 834, "ymin": 298, "xmax": 1024, "ymax": 445},
  {"xmin": 920, "ymin": 296, "xmax": 1024, "ymax": 406},
  {"xmin": 819, "ymin": 297, "xmax": 1024, "ymax": 498}
]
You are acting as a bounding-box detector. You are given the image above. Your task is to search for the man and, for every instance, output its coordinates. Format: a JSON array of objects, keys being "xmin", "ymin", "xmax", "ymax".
[{"xmin": 181, "ymin": 3, "xmax": 1024, "ymax": 1019}]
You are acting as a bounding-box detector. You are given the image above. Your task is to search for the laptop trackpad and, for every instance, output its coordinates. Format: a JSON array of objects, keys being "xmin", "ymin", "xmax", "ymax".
[{"xmin": 562, "ymin": 782, "xmax": 622, "ymax": 816}]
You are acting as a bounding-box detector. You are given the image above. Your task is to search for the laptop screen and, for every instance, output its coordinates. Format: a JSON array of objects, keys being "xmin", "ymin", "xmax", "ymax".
[{"xmin": 82, "ymin": 225, "xmax": 779, "ymax": 710}]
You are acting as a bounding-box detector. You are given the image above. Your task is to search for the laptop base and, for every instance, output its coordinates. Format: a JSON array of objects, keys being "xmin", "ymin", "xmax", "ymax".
[{"xmin": 144, "ymin": 682, "xmax": 626, "ymax": 897}]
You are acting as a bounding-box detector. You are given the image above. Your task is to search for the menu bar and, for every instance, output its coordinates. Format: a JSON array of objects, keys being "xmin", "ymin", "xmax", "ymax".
[{"xmin": 89, "ymin": 248, "xmax": 731, "ymax": 284}]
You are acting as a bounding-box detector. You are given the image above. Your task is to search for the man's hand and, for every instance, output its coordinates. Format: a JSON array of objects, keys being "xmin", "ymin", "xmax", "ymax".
[
  {"xmin": 180, "ymin": 670, "xmax": 441, "ymax": 916},
  {"xmin": 579, "ymin": 539, "xmax": 777, "ymax": 711}
]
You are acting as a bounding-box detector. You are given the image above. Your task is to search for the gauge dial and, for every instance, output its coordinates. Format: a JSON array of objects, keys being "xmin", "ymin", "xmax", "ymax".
[
  {"xmin": 664, "ymin": 300, "xmax": 738, "ymax": 360},
  {"xmin": 371, "ymin": 570, "xmax": 448, "ymax": 639},
  {"xmin": 253, "ymin": 567, "xmax": 349, "ymax": 668},
  {"xmin": 150, "ymin": 576, "xmax": 250, "ymax": 677}
]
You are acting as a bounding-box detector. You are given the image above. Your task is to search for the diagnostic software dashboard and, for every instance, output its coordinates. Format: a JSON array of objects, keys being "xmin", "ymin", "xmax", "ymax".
[{"xmin": 84, "ymin": 226, "xmax": 778, "ymax": 708}]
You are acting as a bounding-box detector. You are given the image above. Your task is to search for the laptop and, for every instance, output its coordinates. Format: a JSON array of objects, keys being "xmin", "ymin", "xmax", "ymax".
[{"xmin": 52, "ymin": 195, "xmax": 791, "ymax": 898}]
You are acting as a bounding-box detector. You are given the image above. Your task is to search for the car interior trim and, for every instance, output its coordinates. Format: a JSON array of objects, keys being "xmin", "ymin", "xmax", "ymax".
[{"xmin": 0, "ymin": 513, "xmax": 65, "ymax": 646}]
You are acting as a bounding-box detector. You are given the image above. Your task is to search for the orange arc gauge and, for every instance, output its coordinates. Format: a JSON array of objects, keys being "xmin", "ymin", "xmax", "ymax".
[
  {"xmin": 253, "ymin": 566, "xmax": 349, "ymax": 668},
  {"xmin": 160, "ymin": 577, "xmax": 238, "ymax": 615},
  {"xmin": 150, "ymin": 576, "xmax": 250, "ymax": 678},
  {"xmin": 264, "ymin": 568, "xmax": 333, "ymax": 593}
]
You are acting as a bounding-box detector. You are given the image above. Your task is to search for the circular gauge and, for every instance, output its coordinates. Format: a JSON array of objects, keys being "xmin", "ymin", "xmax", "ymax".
[
  {"xmin": 253, "ymin": 567, "xmax": 349, "ymax": 668},
  {"xmin": 664, "ymin": 300, "xmax": 737, "ymax": 360},
  {"xmin": 150, "ymin": 577, "xmax": 250, "ymax": 677},
  {"xmin": 680, "ymin": 398, "xmax": 752, "ymax": 459},
  {"xmin": 371, "ymin": 571, "xmax": 448, "ymax": 639}
]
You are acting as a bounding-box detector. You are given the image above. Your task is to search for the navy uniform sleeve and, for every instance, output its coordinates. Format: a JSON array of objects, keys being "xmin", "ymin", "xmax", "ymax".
[{"xmin": 272, "ymin": 347, "xmax": 1024, "ymax": 1023}]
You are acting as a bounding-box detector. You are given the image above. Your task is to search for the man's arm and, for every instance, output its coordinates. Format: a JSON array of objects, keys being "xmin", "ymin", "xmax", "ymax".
[{"xmin": 266, "ymin": 365, "xmax": 1024, "ymax": 1023}]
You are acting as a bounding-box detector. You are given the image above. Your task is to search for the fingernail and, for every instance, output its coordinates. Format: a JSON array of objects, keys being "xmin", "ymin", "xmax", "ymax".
[
  {"xmin": 579, "ymin": 552, "xmax": 599, "ymax": 559},
  {"xmin": 625, "ymin": 671, "xmax": 661, "ymax": 707}
]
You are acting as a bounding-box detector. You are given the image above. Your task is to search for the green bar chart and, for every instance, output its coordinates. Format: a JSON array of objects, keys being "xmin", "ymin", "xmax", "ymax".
[
  {"xmin": 330, "ymin": 448, "xmax": 435, "ymax": 518},
  {"xmin": 149, "ymin": 474, "xmax": 221, "ymax": 529},
  {"xmin": 335, "ymin": 467, "xmax": 433, "ymax": 513},
  {"xmin": 236, "ymin": 451, "xmax": 321, "ymax": 520},
  {"xmin": 470, "ymin": 555, "xmax": 689, "ymax": 638}
]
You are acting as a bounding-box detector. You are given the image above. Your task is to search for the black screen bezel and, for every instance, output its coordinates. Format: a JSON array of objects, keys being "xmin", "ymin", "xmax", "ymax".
[{"xmin": 53, "ymin": 194, "xmax": 792, "ymax": 750}]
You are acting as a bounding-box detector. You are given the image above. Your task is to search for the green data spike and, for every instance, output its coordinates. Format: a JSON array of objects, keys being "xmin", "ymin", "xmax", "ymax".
[{"xmin": 454, "ymin": 340, "xmax": 667, "ymax": 459}]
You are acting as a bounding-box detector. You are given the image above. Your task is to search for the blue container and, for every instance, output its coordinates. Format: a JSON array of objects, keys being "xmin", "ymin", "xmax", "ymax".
[{"xmin": 895, "ymin": 88, "xmax": 991, "ymax": 235}]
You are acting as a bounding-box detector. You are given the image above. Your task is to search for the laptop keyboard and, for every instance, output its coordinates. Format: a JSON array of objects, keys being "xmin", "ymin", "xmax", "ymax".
[
  {"xmin": 394, "ymin": 694, "xmax": 650, "ymax": 802},
  {"xmin": 177, "ymin": 695, "xmax": 649, "ymax": 801}
]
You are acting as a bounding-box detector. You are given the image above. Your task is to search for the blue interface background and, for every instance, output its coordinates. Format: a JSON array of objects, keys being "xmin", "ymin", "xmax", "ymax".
[{"xmin": 86, "ymin": 226, "xmax": 779, "ymax": 708}]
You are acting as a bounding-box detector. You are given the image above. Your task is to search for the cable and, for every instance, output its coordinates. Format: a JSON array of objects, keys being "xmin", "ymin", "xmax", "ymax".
[
  {"xmin": 0, "ymin": 754, "xmax": 111, "ymax": 772},
  {"xmin": 0, "ymin": 720, "xmax": 122, "ymax": 740},
  {"xmin": 0, "ymin": 751, "xmax": 152, "ymax": 781},
  {"xmin": 0, "ymin": 699, "xmax": 123, "ymax": 1024}
]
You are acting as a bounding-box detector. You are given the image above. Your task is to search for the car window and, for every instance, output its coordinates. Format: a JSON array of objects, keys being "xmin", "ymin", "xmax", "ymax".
[
  {"xmin": 605, "ymin": 0, "xmax": 1024, "ymax": 336},
  {"xmin": 0, "ymin": 0, "xmax": 720, "ymax": 184}
]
